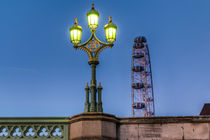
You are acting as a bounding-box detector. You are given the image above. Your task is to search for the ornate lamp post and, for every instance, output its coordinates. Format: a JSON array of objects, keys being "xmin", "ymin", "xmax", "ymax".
[{"xmin": 69, "ymin": 3, "xmax": 117, "ymax": 112}]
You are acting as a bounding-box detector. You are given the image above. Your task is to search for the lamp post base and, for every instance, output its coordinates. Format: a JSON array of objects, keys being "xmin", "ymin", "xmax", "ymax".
[
  {"xmin": 70, "ymin": 112, "xmax": 118, "ymax": 140},
  {"xmin": 84, "ymin": 103, "xmax": 90, "ymax": 112},
  {"xmin": 97, "ymin": 102, "xmax": 103, "ymax": 112}
]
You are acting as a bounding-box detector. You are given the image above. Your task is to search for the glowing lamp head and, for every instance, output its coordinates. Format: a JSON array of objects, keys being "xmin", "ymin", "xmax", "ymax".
[
  {"xmin": 87, "ymin": 3, "xmax": 99, "ymax": 29},
  {"xmin": 104, "ymin": 16, "xmax": 117, "ymax": 43},
  {"xmin": 69, "ymin": 18, "xmax": 82, "ymax": 44}
]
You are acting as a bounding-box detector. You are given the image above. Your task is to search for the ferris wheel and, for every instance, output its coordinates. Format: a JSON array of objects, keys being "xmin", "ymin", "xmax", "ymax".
[{"xmin": 131, "ymin": 36, "xmax": 155, "ymax": 117}]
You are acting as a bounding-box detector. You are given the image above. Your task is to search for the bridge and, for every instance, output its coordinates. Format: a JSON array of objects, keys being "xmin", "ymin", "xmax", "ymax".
[{"xmin": 0, "ymin": 113, "xmax": 210, "ymax": 140}]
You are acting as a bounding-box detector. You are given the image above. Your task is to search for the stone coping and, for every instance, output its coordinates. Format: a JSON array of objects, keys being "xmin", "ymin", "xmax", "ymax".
[
  {"xmin": 0, "ymin": 114, "xmax": 210, "ymax": 124},
  {"xmin": 119, "ymin": 115, "xmax": 210, "ymax": 124},
  {"xmin": 0, "ymin": 117, "xmax": 70, "ymax": 124},
  {"xmin": 69, "ymin": 112, "xmax": 119, "ymax": 124}
]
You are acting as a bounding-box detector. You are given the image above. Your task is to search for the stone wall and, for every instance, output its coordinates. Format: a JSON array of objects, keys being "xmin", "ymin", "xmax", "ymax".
[
  {"xmin": 119, "ymin": 116, "xmax": 210, "ymax": 140},
  {"xmin": 1, "ymin": 114, "xmax": 209, "ymax": 140},
  {"xmin": 69, "ymin": 113, "xmax": 210, "ymax": 140}
]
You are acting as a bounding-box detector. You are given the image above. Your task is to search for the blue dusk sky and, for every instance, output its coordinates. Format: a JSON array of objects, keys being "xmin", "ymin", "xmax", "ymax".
[{"xmin": 0, "ymin": 0, "xmax": 210, "ymax": 117}]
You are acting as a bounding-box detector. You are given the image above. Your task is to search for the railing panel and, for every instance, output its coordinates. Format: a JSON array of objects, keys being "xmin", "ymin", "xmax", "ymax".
[{"xmin": 0, "ymin": 117, "xmax": 69, "ymax": 140}]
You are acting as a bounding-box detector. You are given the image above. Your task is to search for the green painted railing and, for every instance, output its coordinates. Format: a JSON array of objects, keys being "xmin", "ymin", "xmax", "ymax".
[{"xmin": 0, "ymin": 117, "xmax": 69, "ymax": 140}]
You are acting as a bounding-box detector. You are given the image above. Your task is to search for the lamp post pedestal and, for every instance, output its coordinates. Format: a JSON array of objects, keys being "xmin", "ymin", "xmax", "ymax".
[{"xmin": 69, "ymin": 112, "xmax": 118, "ymax": 140}]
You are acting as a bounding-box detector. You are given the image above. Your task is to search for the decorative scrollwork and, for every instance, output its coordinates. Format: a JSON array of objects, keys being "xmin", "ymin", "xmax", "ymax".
[
  {"xmin": 87, "ymin": 40, "xmax": 100, "ymax": 52},
  {"xmin": 95, "ymin": 45, "xmax": 112, "ymax": 59},
  {"xmin": 0, "ymin": 127, "xmax": 8, "ymax": 137},
  {"xmin": 74, "ymin": 32, "xmax": 113, "ymax": 62},
  {"xmin": 25, "ymin": 127, "xmax": 35, "ymax": 137},
  {"xmin": 76, "ymin": 46, "xmax": 92, "ymax": 59}
]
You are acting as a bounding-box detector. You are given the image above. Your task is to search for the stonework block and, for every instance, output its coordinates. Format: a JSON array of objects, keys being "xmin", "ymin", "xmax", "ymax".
[
  {"xmin": 119, "ymin": 124, "xmax": 139, "ymax": 140},
  {"xmin": 138, "ymin": 124, "xmax": 162, "ymax": 140},
  {"xmin": 82, "ymin": 120, "xmax": 102, "ymax": 136},
  {"xmin": 69, "ymin": 112, "xmax": 118, "ymax": 140},
  {"xmin": 162, "ymin": 123, "xmax": 184, "ymax": 139},
  {"xmin": 70, "ymin": 120, "xmax": 102, "ymax": 139},
  {"xmin": 70, "ymin": 121, "xmax": 83, "ymax": 139},
  {"xmin": 101, "ymin": 121, "xmax": 116, "ymax": 138},
  {"xmin": 183, "ymin": 123, "xmax": 209, "ymax": 139}
]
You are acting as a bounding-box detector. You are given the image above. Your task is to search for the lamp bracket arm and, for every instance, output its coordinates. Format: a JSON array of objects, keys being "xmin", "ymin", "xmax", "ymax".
[
  {"xmin": 73, "ymin": 45, "xmax": 92, "ymax": 59},
  {"xmin": 76, "ymin": 32, "xmax": 95, "ymax": 48},
  {"xmin": 93, "ymin": 33, "xmax": 113, "ymax": 46},
  {"xmin": 92, "ymin": 33, "xmax": 114, "ymax": 59},
  {"xmin": 73, "ymin": 33, "xmax": 95, "ymax": 59},
  {"xmin": 95, "ymin": 44, "xmax": 112, "ymax": 58}
]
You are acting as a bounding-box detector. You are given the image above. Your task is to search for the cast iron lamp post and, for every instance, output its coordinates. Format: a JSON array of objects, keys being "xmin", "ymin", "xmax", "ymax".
[{"xmin": 69, "ymin": 3, "xmax": 117, "ymax": 112}]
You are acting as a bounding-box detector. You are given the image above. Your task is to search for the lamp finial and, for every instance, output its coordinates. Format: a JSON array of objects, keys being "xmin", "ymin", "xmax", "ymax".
[
  {"xmin": 92, "ymin": 3, "xmax": 94, "ymax": 9},
  {"xmin": 109, "ymin": 16, "xmax": 112, "ymax": 23},
  {"xmin": 75, "ymin": 18, "xmax": 78, "ymax": 24}
]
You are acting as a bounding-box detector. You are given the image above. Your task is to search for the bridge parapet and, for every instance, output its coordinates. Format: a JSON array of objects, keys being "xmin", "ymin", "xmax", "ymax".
[
  {"xmin": 0, "ymin": 117, "xmax": 70, "ymax": 140},
  {"xmin": 1, "ymin": 115, "xmax": 210, "ymax": 140}
]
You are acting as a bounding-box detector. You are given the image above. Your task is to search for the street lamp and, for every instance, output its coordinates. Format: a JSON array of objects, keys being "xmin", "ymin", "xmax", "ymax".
[
  {"xmin": 69, "ymin": 18, "xmax": 82, "ymax": 44},
  {"xmin": 104, "ymin": 17, "xmax": 117, "ymax": 43},
  {"xmin": 69, "ymin": 3, "xmax": 117, "ymax": 112},
  {"xmin": 87, "ymin": 4, "xmax": 99, "ymax": 29}
]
